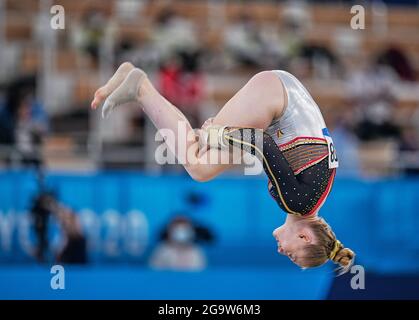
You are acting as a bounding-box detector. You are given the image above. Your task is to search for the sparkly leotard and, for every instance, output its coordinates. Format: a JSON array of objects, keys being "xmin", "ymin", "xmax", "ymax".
[{"xmin": 223, "ymin": 70, "xmax": 338, "ymax": 216}]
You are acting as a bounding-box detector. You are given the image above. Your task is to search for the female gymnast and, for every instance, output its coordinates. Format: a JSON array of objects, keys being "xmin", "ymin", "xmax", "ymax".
[{"xmin": 91, "ymin": 62, "xmax": 355, "ymax": 273}]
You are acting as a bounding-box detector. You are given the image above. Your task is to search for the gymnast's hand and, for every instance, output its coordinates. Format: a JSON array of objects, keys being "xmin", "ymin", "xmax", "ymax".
[
  {"xmin": 195, "ymin": 118, "xmax": 214, "ymax": 154},
  {"xmin": 196, "ymin": 117, "xmax": 229, "ymax": 151}
]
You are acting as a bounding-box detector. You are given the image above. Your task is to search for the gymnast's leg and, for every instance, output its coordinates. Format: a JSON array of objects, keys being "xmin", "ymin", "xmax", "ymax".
[{"xmin": 91, "ymin": 65, "xmax": 286, "ymax": 181}]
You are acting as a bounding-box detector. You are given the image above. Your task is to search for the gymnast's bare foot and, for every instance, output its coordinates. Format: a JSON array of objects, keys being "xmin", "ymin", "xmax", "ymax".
[
  {"xmin": 91, "ymin": 62, "xmax": 135, "ymax": 110},
  {"xmin": 100, "ymin": 68, "xmax": 148, "ymax": 118}
]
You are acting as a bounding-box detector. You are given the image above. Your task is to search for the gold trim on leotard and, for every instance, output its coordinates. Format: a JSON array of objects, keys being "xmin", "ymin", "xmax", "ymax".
[
  {"xmin": 282, "ymin": 143, "xmax": 329, "ymax": 174},
  {"xmin": 223, "ymin": 133, "xmax": 302, "ymax": 216}
]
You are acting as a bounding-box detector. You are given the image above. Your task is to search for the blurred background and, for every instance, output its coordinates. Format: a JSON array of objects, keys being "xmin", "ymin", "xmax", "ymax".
[{"xmin": 1, "ymin": 0, "xmax": 419, "ymax": 299}]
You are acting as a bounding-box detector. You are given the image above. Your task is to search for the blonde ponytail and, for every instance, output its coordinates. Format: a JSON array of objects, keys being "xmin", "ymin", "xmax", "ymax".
[
  {"xmin": 296, "ymin": 217, "xmax": 355, "ymax": 275},
  {"xmin": 330, "ymin": 242, "xmax": 355, "ymax": 275}
]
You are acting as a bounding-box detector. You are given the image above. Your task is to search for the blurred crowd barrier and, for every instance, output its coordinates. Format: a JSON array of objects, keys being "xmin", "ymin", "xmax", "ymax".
[
  {"xmin": 0, "ymin": 0, "xmax": 419, "ymax": 175},
  {"xmin": 1, "ymin": 169, "xmax": 419, "ymax": 274}
]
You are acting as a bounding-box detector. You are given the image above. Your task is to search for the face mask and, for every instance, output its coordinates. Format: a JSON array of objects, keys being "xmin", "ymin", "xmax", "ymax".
[{"xmin": 169, "ymin": 225, "xmax": 195, "ymax": 244}]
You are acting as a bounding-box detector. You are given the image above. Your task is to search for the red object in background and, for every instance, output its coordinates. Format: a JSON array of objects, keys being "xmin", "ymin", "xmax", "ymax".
[
  {"xmin": 181, "ymin": 72, "xmax": 205, "ymax": 107},
  {"xmin": 158, "ymin": 65, "xmax": 205, "ymax": 109},
  {"xmin": 158, "ymin": 65, "xmax": 183, "ymax": 105}
]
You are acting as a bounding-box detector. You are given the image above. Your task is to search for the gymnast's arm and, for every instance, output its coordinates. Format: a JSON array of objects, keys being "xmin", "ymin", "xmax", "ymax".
[{"xmin": 185, "ymin": 72, "xmax": 284, "ymax": 182}]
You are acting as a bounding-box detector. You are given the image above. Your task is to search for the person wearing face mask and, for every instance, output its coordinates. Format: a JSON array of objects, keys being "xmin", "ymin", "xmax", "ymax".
[{"xmin": 149, "ymin": 216, "xmax": 207, "ymax": 271}]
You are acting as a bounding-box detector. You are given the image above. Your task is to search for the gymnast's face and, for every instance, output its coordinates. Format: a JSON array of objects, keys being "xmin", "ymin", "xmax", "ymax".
[{"xmin": 272, "ymin": 216, "xmax": 315, "ymax": 265}]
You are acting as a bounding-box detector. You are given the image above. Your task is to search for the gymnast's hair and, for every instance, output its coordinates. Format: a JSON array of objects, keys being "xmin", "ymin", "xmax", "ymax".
[{"xmin": 296, "ymin": 217, "xmax": 355, "ymax": 275}]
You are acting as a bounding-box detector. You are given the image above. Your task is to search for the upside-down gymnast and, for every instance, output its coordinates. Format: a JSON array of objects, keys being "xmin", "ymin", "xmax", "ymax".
[{"xmin": 91, "ymin": 63, "xmax": 355, "ymax": 273}]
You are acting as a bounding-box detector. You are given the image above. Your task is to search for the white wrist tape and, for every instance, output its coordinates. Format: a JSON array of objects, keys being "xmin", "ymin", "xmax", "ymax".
[{"xmin": 207, "ymin": 125, "xmax": 228, "ymax": 149}]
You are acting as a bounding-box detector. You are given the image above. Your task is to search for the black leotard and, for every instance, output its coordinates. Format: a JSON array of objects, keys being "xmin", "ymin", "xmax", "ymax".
[{"xmin": 223, "ymin": 127, "xmax": 336, "ymax": 216}]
